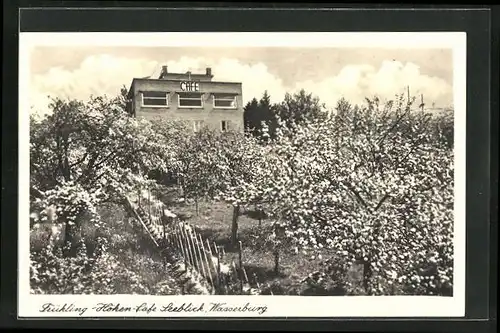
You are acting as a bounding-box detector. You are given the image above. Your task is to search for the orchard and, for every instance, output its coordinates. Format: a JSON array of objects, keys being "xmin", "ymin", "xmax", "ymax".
[{"xmin": 29, "ymin": 90, "xmax": 454, "ymax": 296}]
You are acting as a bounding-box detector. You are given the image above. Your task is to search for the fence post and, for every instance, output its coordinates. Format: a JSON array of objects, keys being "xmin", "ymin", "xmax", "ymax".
[
  {"xmin": 213, "ymin": 242, "xmax": 218, "ymax": 257},
  {"xmin": 221, "ymin": 246, "xmax": 228, "ymax": 294},
  {"xmin": 147, "ymin": 186, "xmax": 151, "ymax": 223},
  {"xmin": 242, "ymin": 266, "xmax": 249, "ymax": 285},
  {"xmin": 179, "ymin": 225, "xmax": 190, "ymax": 267},
  {"xmin": 232, "ymin": 260, "xmax": 238, "ymax": 277},
  {"xmin": 214, "ymin": 245, "xmax": 222, "ymax": 294},
  {"xmin": 231, "ymin": 260, "xmax": 239, "ymax": 293},
  {"xmin": 189, "ymin": 230, "xmax": 201, "ymax": 273},
  {"xmin": 175, "ymin": 225, "xmax": 185, "ymax": 264},
  {"xmin": 180, "ymin": 224, "xmax": 193, "ymax": 268},
  {"xmin": 184, "ymin": 226, "xmax": 198, "ymax": 271},
  {"xmin": 175, "ymin": 225, "xmax": 188, "ymax": 269},
  {"xmin": 205, "ymin": 238, "xmax": 218, "ymax": 289},
  {"xmin": 138, "ymin": 185, "xmax": 141, "ymax": 209},
  {"xmin": 162, "ymin": 236, "xmax": 167, "ymax": 270},
  {"xmin": 198, "ymin": 233, "xmax": 213, "ymax": 289},
  {"xmin": 238, "ymin": 241, "xmax": 243, "ymax": 293},
  {"xmin": 193, "ymin": 231, "xmax": 207, "ymax": 279},
  {"xmin": 162, "ymin": 209, "xmax": 166, "ymax": 246},
  {"xmin": 253, "ymin": 272, "xmax": 260, "ymax": 289}
]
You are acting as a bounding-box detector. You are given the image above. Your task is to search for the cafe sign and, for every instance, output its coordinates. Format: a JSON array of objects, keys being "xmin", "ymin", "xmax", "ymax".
[{"xmin": 180, "ymin": 81, "xmax": 200, "ymax": 92}]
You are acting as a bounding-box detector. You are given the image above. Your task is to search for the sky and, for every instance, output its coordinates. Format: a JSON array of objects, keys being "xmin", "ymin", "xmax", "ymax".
[{"xmin": 29, "ymin": 46, "xmax": 454, "ymax": 115}]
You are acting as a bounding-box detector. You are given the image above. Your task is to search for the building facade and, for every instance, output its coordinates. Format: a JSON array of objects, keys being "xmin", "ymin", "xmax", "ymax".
[{"xmin": 126, "ymin": 66, "xmax": 244, "ymax": 132}]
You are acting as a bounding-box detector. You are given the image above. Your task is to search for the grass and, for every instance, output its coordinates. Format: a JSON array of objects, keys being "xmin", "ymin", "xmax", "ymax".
[
  {"xmin": 98, "ymin": 204, "xmax": 179, "ymax": 293},
  {"xmin": 30, "ymin": 203, "xmax": 184, "ymax": 295},
  {"xmin": 157, "ymin": 186, "xmax": 362, "ymax": 294}
]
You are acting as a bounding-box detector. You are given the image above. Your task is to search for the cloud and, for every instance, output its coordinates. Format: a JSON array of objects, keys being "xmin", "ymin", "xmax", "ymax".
[
  {"xmin": 292, "ymin": 61, "xmax": 453, "ymax": 108},
  {"xmin": 29, "ymin": 55, "xmax": 453, "ymax": 115},
  {"xmin": 30, "ymin": 54, "xmax": 159, "ymax": 114}
]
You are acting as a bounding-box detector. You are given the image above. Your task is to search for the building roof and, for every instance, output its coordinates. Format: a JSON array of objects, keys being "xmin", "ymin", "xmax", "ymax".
[
  {"xmin": 126, "ymin": 77, "xmax": 242, "ymax": 99},
  {"xmin": 127, "ymin": 66, "xmax": 243, "ymax": 99}
]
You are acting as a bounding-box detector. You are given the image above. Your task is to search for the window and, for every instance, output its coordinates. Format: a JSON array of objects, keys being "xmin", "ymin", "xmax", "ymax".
[
  {"xmin": 142, "ymin": 91, "xmax": 169, "ymax": 107},
  {"xmin": 193, "ymin": 120, "xmax": 205, "ymax": 132},
  {"xmin": 221, "ymin": 120, "xmax": 230, "ymax": 132},
  {"xmin": 178, "ymin": 92, "xmax": 203, "ymax": 108},
  {"xmin": 213, "ymin": 94, "xmax": 237, "ymax": 109}
]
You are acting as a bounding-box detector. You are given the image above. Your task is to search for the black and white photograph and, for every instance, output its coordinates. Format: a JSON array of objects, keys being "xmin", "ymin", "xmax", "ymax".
[{"xmin": 19, "ymin": 31, "xmax": 466, "ymax": 317}]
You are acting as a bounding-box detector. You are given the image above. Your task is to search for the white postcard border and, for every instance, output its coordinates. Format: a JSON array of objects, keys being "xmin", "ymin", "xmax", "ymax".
[{"xmin": 18, "ymin": 32, "xmax": 466, "ymax": 318}]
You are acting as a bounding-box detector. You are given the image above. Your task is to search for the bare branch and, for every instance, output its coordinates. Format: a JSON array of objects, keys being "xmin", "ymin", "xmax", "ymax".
[
  {"xmin": 376, "ymin": 104, "xmax": 411, "ymax": 147},
  {"xmin": 374, "ymin": 193, "xmax": 390, "ymax": 211},
  {"xmin": 345, "ymin": 183, "xmax": 370, "ymax": 211}
]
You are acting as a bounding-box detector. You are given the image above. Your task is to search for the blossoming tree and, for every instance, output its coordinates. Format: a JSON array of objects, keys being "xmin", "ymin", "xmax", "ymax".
[
  {"xmin": 234, "ymin": 95, "xmax": 454, "ymax": 294},
  {"xmin": 30, "ymin": 95, "xmax": 172, "ymax": 255}
]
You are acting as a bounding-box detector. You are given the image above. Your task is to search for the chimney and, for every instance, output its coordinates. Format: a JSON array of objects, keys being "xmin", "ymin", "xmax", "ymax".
[
  {"xmin": 206, "ymin": 67, "xmax": 212, "ymax": 76},
  {"xmin": 159, "ymin": 65, "xmax": 168, "ymax": 79}
]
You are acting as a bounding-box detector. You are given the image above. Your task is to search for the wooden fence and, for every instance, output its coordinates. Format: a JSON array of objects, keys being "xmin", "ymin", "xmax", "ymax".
[{"xmin": 125, "ymin": 184, "xmax": 262, "ymax": 295}]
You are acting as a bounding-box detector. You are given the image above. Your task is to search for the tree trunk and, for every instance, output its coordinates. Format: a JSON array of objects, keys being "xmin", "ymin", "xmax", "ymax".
[
  {"xmin": 274, "ymin": 249, "xmax": 280, "ymax": 275},
  {"xmin": 61, "ymin": 133, "xmax": 71, "ymax": 182},
  {"xmin": 195, "ymin": 197, "xmax": 199, "ymax": 216},
  {"xmin": 62, "ymin": 211, "xmax": 82, "ymax": 258},
  {"xmin": 363, "ymin": 260, "xmax": 372, "ymax": 295},
  {"xmin": 258, "ymin": 205, "xmax": 263, "ymax": 227},
  {"xmin": 254, "ymin": 202, "xmax": 262, "ymax": 227},
  {"xmin": 179, "ymin": 176, "xmax": 185, "ymax": 199},
  {"xmin": 63, "ymin": 220, "xmax": 74, "ymax": 256},
  {"xmin": 231, "ymin": 205, "xmax": 240, "ymax": 246}
]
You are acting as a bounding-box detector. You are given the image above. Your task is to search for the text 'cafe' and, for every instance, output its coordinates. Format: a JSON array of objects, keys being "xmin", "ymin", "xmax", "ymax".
[{"xmin": 126, "ymin": 66, "xmax": 244, "ymax": 132}]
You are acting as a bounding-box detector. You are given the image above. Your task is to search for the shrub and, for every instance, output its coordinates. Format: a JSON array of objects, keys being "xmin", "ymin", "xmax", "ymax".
[{"xmin": 29, "ymin": 200, "xmax": 182, "ymax": 295}]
